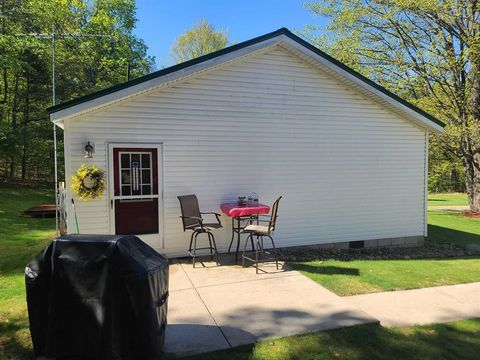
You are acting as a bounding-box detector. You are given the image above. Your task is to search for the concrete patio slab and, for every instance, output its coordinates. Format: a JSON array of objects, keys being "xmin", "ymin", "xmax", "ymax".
[
  {"xmin": 344, "ymin": 282, "xmax": 480, "ymax": 327},
  {"xmin": 164, "ymin": 288, "xmax": 229, "ymax": 357},
  {"xmin": 165, "ymin": 255, "xmax": 378, "ymax": 356},
  {"xmin": 180, "ymin": 258, "xmax": 298, "ymax": 288},
  {"xmin": 197, "ymin": 271, "xmax": 378, "ymax": 347},
  {"xmin": 168, "ymin": 262, "xmax": 193, "ymax": 291}
]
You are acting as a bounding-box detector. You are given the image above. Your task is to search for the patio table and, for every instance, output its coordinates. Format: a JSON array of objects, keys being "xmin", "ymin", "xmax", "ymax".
[{"xmin": 220, "ymin": 202, "xmax": 270, "ymax": 263}]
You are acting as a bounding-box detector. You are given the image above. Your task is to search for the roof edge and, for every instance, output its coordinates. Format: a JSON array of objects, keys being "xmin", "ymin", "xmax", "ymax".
[
  {"xmin": 280, "ymin": 31, "xmax": 445, "ymax": 129},
  {"xmin": 48, "ymin": 27, "xmax": 445, "ymax": 130},
  {"xmin": 47, "ymin": 28, "xmax": 290, "ymax": 114}
]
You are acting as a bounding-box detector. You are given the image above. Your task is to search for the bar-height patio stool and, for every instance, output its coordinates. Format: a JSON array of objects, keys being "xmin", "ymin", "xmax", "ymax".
[
  {"xmin": 241, "ymin": 196, "xmax": 282, "ymax": 273},
  {"xmin": 178, "ymin": 194, "xmax": 222, "ymax": 267}
]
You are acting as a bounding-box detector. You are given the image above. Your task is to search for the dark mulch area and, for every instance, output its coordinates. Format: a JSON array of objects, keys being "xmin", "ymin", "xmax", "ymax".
[
  {"xmin": 462, "ymin": 211, "xmax": 480, "ymax": 219},
  {"xmin": 277, "ymin": 240, "xmax": 480, "ymax": 262}
]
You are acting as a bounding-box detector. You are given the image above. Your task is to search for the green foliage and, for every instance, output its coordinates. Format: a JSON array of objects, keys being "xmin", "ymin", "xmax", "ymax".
[
  {"xmin": 429, "ymin": 133, "xmax": 465, "ymax": 193},
  {"xmin": 0, "ymin": 0, "xmax": 154, "ymax": 182},
  {"xmin": 170, "ymin": 19, "xmax": 230, "ymax": 64},
  {"xmin": 429, "ymin": 160, "xmax": 465, "ymax": 193}
]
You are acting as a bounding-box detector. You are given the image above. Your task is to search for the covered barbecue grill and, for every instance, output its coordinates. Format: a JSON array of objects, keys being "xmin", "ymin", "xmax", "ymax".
[{"xmin": 25, "ymin": 234, "xmax": 169, "ymax": 360}]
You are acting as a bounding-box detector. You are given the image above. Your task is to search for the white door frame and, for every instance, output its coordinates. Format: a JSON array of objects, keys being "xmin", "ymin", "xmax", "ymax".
[{"xmin": 107, "ymin": 142, "xmax": 164, "ymax": 250}]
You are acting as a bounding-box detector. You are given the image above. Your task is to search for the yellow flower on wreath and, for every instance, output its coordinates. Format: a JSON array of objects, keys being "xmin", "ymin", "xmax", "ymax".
[{"xmin": 71, "ymin": 164, "xmax": 105, "ymax": 200}]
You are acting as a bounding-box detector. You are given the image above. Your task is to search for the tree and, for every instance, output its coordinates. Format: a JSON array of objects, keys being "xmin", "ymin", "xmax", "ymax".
[
  {"xmin": 170, "ymin": 20, "xmax": 229, "ymax": 64},
  {"xmin": 304, "ymin": 0, "xmax": 480, "ymax": 211},
  {"xmin": 0, "ymin": 0, "xmax": 154, "ymax": 181}
]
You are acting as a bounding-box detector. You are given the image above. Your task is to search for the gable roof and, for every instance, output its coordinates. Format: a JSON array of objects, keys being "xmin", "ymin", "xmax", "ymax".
[{"xmin": 49, "ymin": 27, "xmax": 444, "ymax": 132}]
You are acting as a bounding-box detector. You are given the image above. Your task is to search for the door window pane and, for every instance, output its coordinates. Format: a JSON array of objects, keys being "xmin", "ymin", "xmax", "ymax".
[
  {"xmin": 131, "ymin": 154, "xmax": 140, "ymax": 164},
  {"xmin": 142, "ymin": 185, "xmax": 151, "ymax": 195},
  {"xmin": 141, "ymin": 154, "xmax": 151, "ymax": 168},
  {"xmin": 121, "ymin": 170, "xmax": 131, "ymax": 185},
  {"xmin": 141, "ymin": 169, "xmax": 151, "ymax": 184},
  {"xmin": 121, "ymin": 154, "xmax": 130, "ymax": 168},
  {"xmin": 121, "ymin": 185, "xmax": 131, "ymax": 196}
]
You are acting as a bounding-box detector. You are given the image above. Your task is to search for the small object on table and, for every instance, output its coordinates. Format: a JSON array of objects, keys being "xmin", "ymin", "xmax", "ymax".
[
  {"xmin": 248, "ymin": 192, "xmax": 259, "ymax": 205},
  {"xmin": 237, "ymin": 196, "xmax": 247, "ymax": 206},
  {"xmin": 220, "ymin": 202, "xmax": 270, "ymax": 263}
]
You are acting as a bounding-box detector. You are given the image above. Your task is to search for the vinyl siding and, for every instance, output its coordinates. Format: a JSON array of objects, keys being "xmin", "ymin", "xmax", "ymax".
[{"xmin": 63, "ymin": 46, "xmax": 426, "ymax": 256}]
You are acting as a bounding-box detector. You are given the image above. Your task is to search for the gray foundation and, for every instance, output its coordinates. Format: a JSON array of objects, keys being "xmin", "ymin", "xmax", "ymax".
[{"xmin": 324, "ymin": 235, "xmax": 425, "ymax": 249}]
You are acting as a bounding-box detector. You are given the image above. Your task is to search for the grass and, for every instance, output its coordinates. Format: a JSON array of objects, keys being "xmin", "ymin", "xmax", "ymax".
[
  {"xmin": 183, "ymin": 319, "xmax": 480, "ymax": 360},
  {"xmin": 289, "ymin": 209, "xmax": 480, "ymax": 296},
  {"xmin": 428, "ymin": 211, "xmax": 480, "ymax": 246},
  {"xmin": 288, "ymin": 196, "xmax": 480, "ymax": 296},
  {"xmin": 428, "ymin": 193, "xmax": 468, "ymax": 207},
  {"xmin": 289, "ymin": 258, "xmax": 480, "ymax": 296},
  {"xmin": 0, "ymin": 184, "xmax": 55, "ymax": 359}
]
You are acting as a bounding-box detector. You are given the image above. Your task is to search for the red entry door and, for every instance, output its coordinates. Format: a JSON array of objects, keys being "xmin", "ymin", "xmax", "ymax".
[{"xmin": 113, "ymin": 148, "xmax": 159, "ymax": 235}]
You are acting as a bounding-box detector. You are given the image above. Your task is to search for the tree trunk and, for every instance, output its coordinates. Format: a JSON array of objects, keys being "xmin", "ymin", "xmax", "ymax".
[
  {"xmin": 9, "ymin": 74, "xmax": 19, "ymax": 179},
  {"xmin": 9, "ymin": 156, "xmax": 15, "ymax": 178},
  {"xmin": 467, "ymin": 55, "xmax": 480, "ymax": 212},
  {"xmin": 464, "ymin": 154, "xmax": 480, "ymax": 212},
  {"xmin": 21, "ymin": 133, "xmax": 27, "ymax": 180},
  {"xmin": 21, "ymin": 72, "xmax": 30, "ymax": 180}
]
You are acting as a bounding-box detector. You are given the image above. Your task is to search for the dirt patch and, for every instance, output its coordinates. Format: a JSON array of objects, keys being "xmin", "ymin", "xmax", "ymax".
[{"xmin": 461, "ymin": 211, "xmax": 480, "ymax": 219}]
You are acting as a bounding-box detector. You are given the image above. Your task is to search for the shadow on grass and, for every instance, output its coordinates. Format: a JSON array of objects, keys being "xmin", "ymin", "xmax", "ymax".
[
  {"xmin": 186, "ymin": 320, "xmax": 480, "ymax": 360},
  {"xmin": 0, "ymin": 315, "xmax": 33, "ymax": 360},
  {"xmin": 289, "ymin": 263, "xmax": 360, "ymax": 276},
  {"xmin": 429, "ymin": 199, "xmax": 447, "ymax": 202},
  {"xmin": 428, "ymin": 224, "xmax": 480, "ymax": 246}
]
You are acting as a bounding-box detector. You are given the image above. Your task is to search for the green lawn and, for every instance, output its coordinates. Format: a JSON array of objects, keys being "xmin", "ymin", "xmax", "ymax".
[
  {"xmin": 0, "ymin": 184, "xmax": 55, "ymax": 359},
  {"xmin": 289, "ymin": 210, "xmax": 480, "ymax": 296},
  {"xmin": 290, "ymin": 258, "xmax": 480, "ymax": 296},
  {"xmin": 288, "ymin": 201, "xmax": 480, "ymax": 296},
  {"xmin": 428, "ymin": 211, "xmax": 480, "ymax": 246},
  {"xmin": 182, "ymin": 319, "xmax": 480, "ymax": 360},
  {"xmin": 428, "ymin": 193, "xmax": 468, "ymax": 207}
]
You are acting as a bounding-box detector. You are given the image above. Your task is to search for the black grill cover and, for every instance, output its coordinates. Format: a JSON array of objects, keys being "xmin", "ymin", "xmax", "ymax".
[{"xmin": 25, "ymin": 235, "xmax": 169, "ymax": 360}]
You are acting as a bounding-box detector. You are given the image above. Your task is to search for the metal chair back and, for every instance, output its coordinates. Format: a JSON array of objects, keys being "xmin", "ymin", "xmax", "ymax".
[
  {"xmin": 267, "ymin": 196, "xmax": 282, "ymax": 234},
  {"xmin": 178, "ymin": 194, "xmax": 201, "ymax": 231}
]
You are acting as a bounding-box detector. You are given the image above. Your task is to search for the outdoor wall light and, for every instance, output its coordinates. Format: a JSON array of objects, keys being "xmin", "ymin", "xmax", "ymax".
[{"xmin": 84, "ymin": 141, "xmax": 94, "ymax": 158}]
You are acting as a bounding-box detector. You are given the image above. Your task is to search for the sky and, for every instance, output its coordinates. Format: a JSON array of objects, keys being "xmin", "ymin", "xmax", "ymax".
[{"xmin": 133, "ymin": 0, "xmax": 326, "ymax": 67}]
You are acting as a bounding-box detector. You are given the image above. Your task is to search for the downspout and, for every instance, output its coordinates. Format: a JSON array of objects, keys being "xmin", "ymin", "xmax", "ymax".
[
  {"xmin": 424, "ymin": 131, "xmax": 429, "ymax": 237},
  {"xmin": 52, "ymin": 24, "xmax": 58, "ymax": 235},
  {"xmin": 53, "ymin": 121, "xmax": 58, "ymax": 235}
]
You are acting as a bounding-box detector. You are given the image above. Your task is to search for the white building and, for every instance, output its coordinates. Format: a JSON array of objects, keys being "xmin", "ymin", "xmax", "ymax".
[{"xmin": 50, "ymin": 28, "xmax": 444, "ymax": 257}]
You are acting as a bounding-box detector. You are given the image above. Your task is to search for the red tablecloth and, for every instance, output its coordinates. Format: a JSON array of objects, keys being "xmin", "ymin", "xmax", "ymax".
[{"xmin": 220, "ymin": 203, "xmax": 270, "ymax": 218}]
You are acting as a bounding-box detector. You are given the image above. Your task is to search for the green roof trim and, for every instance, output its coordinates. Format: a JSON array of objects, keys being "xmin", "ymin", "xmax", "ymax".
[{"xmin": 48, "ymin": 28, "xmax": 445, "ymax": 129}]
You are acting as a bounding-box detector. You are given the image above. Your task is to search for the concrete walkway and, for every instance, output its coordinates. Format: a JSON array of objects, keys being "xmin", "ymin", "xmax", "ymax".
[
  {"xmin": 344, "ymin": 282, "xmax": 480, "ymax": 327},
  {"xmin": 428, "ymin": 205, "xmax": 469, "ymax": 211},
  {"xmin": 164, "ymin": 257, "xmax": 480, "ymax": 357},
  {"xmin": 164, "ymin": 257, "xmax": 377, "ymax": 357}
]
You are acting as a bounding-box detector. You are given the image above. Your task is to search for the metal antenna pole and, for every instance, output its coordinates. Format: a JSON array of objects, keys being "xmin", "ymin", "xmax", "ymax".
[
  {"xmin": 12, "ymin": 29, "xmax": 112, "ymax": 235},
  {"xmin": 52, "ymin": 24, "xmax": 59, "ymax": 235}
]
